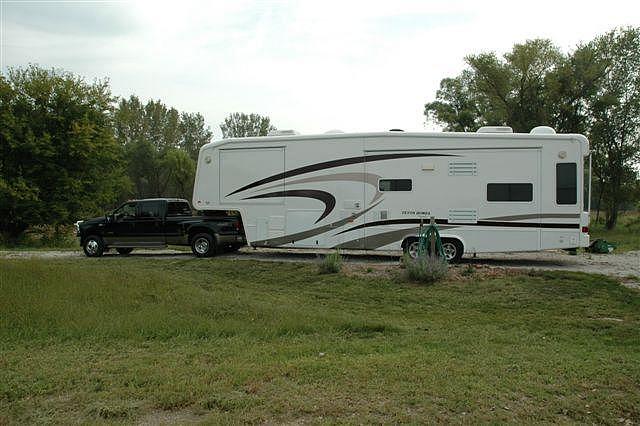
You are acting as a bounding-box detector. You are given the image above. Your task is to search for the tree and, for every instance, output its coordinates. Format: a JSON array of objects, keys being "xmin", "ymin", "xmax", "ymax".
[
  {"xmin": 426, "ymin": 39, "xmax": 563, "ymax": 133},
  {"xmin": 220, "ymin": 112, "xmax": 276, "ymax": 138},
  {"xmin": 424, "ymin": 29, "xmax": 640, "ymax": 229},
  {"xmin": 424, "ymin": 70, "xmax": 485, "ymax": 132},
  {"xmin": 0, "ymin": 65, "xmax": 129, "ymax": 239},
  {"xmin": 164, "ymin": 148, "xmax": 196, "ymax": 198},
  {"xmin": 588, "ymin": 27, "xmax": 640, "ymax": 229},
  {"xmin": 179, "ymin": 112, "xmax": 212, "ymax": 160},
  {"xmin": 113, "ymin": 96, "xmax": 212, "ymax": 199}
]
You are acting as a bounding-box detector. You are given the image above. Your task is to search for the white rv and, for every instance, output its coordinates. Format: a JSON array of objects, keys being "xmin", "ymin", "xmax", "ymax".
[{"xmin": 193, "ymin": 127, "xmax": 590, "ymax": 261}]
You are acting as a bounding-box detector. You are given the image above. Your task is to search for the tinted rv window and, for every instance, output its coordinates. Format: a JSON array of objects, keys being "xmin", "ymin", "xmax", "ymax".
[
  {"xmin": 487, "ymin": 183, "xmax": 533, "ymax": 202},
  {"xmin": 556, "ymin": 163, "xmax": 577, "ymax": 205},
  {"xmin": 379, "ymin": 179, "xmax": 412, "ymax": 191}
]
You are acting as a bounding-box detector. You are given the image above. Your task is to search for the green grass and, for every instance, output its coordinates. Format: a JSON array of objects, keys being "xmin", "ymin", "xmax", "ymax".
[
  {"xmin": 1, "ymin": 258, "xmax": 639, "ymax": 424},
  {"xmin": 590, "ymin": 211, "xmax": 640, "ymax": 252}
]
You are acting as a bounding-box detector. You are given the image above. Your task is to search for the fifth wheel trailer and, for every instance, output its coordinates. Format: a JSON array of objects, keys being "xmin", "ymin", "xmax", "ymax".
[{"xmin": 193, "ymin": 126, "xmax": 591, "ymax": 261}]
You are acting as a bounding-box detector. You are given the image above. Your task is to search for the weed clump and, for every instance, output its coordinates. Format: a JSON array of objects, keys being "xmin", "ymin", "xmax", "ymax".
[
  {"xmin": 318, "ymin": 250, "xmax": 342, "ymax": 274},
  {"xmin": 402, "ymin": 254, "xmax": 448, "ymax": 284}
]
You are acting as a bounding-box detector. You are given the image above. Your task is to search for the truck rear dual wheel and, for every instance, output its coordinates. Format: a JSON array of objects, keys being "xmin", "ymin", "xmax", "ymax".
[{"xmin": 191, "ymin": 233, "xmax": 216, "ymax": 258}]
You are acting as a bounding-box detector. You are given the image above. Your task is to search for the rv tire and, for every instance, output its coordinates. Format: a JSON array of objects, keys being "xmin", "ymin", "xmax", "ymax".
[{"xmin": 442, "ymin": 239, "xmax": 464, "ymax": 263}]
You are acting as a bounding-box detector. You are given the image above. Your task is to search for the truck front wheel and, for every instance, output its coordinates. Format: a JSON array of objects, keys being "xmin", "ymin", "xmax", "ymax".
[
  {"xmin": 83, "ymin": 235, "xmax": 105, "ymax": 257},
  {"xmin": 191, "ymin": 233, "xmax": 215, "ymax": 258}
]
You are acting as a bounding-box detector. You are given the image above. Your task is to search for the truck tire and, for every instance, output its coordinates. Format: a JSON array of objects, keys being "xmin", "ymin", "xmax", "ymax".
[
  {"xmin": 116, "ymin": 248, "xmax": 133, "ymax": 255},
  {"xmin": 191, "ymin": 233, "xmax": 215, "ymax": 258},
  {"xmin": 83, "ymin": 235, "xmax": 105, "ymax": 257}
]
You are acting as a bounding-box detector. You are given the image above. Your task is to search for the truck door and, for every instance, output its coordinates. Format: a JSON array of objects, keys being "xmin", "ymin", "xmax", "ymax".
[
  {"xmin": 104, "ymin": 202, "xmax": 137, "ymax": 245},
  {"xmin": 164, "ymin": 201, "xmax": 192, "ymax": 245},
  {"xmin": 133, "ymin": 200, "xmax": 165, "ymax": 246}
]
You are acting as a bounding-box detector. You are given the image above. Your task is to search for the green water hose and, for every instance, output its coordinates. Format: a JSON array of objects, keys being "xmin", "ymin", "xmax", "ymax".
[{"xmin": 417, "ymin": 221, "xmax": 446, "ymax": 260}]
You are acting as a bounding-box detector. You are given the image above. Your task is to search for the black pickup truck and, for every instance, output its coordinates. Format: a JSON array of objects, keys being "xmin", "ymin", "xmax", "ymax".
[{"xmin": 75, "ymin": 198, "xmax": 245, "ymax": 257}]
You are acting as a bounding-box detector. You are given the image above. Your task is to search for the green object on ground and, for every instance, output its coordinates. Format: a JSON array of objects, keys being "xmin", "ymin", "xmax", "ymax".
[
  {"xmin": 417, "ymin": 221, "xmax": 445, "ymax": 259},
  {"xmin": 587, "ymin": 239, "xmax": 617, "ymax": 254}
]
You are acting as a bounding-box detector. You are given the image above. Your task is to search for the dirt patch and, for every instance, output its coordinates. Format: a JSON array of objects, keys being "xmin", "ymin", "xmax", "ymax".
[{"xmin": 136, "ymin": 408, "xmax": 202, "ymax": 425}]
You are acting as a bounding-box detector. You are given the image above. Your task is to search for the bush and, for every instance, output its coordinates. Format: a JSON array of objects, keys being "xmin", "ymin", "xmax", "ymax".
[
  {"xmin": 318, "ymin": 250, "xmax": 343, "ymax": 274},
  {"xmin": 0, "ymin": 225, "xmax": 77, "ymax": 249},
  {"xmin": 402, "ymin": 254, "xmax": 448, "ymax": 284}
]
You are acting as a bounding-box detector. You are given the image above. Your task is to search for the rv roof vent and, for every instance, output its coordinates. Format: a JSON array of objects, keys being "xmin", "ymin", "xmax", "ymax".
[
  {"xmin": 530, "ymin": 126, "xmax": 556, "ymax": 135},
  {"xmin": 389, "ymin": 128, "xmax": 404, "ymax": 132},
  {"xmin": 268, "ymin": 129, "xmax": 299, "ymax": 136},
  {"xmin": 476, "ymin": 126, "xmax": 513, "ymax": 133},
  {"xmin": 324, "ymin": 129, "xmax": 344, "ymax": 134}
]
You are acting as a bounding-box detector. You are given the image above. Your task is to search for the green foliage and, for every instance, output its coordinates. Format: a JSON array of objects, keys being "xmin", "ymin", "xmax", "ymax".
[
  {"xmin": 318, "ymin": 250, "xmax": 343, "ymax": 274},
  {"xmin": 590, "ymin": 211, "xmax": 640, "ymax": 252},
  {"xmin": 588, "ymin": 27, "xmax": 640, "ymax": 229},
  {"xmin": 402, "ymin": 254, "xmax": 449, "ymax": 283},
  {"xmin": 113, "ymin": 95, "xmax": 212, "ymax": 200},
  {"xmin": 1, "ymin": 258, "xmax": 639, "ymax": 423},
  {"xmin": 425, "ymin": 27, "xmax": 640, "ymax": 229},
  {"xmin": 0, "ymin": 65, "xmax": 129, "ymax": 239},
  {"xmin": 426, "ymin": 39, "xmax": 563, "ymax": 133},
  {"xmin": 220, "ymin": 112, "xmax": 276, "ymax": 138}
]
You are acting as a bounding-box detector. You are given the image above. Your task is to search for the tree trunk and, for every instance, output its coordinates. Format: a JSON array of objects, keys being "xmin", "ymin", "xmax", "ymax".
[{"xmin": 605, "ymin": 203, "xmax": 618, "ymax": 230}]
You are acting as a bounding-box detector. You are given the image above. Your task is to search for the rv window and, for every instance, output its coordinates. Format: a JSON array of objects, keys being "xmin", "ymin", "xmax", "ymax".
[
  {"xmin": 556, "ymin": 163, "xmax": 577, "ymax": 205},
  {"xmin": 379, "ymin": 179, "xmax": 412, "ymax": 191},
  {"xmin": 487, "ymin": 183, "xmax": 533, "ymax": 202}
]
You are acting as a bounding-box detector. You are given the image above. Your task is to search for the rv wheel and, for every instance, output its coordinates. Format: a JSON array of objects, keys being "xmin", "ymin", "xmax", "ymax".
[
  {"xmin": 403, "ymin": 239, "xmax": 420, "ymax": 259},
  {"xmin": 442, "ymin": 239, "xmax": 464, "ymax": 263}
]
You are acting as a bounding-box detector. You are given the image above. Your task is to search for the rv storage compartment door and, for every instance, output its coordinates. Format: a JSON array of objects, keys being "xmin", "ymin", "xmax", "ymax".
[
  {"xmin": 219, "ymin": 147, "xmax": 286, "ymax": 246},
  {"xmin": 219, "ymin": 147, "xmax": 285, "ymax": 204}
]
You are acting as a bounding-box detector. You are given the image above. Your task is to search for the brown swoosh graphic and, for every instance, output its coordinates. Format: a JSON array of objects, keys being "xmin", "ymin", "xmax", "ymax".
[{"xmin": 243, "ymin": 190, "xmax": 336, "ymax": 223}]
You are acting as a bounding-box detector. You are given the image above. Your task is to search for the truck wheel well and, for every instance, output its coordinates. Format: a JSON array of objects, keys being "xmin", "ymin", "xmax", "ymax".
[{"xmin": 188, "ymin": 227, "xmax": 216, "ymax": 243}]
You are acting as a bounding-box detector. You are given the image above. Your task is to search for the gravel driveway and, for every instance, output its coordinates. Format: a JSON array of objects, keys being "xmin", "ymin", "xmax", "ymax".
[{"xmin": 1, "ymin": 247, "xmax": 638, "ymax": 287}]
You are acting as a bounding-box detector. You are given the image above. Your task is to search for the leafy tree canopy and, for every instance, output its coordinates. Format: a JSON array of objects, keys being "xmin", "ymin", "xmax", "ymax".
[
  {"xmin": 0, "ymin": 65, "xmax": 129, "ymax": 238},
  {"xmin": 220, "ymin": 112, "xmax": 276, "ymax": 138}
]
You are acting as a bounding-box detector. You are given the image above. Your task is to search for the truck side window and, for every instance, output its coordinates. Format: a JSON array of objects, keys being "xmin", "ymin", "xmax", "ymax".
[
  {"xmin": 114, "ymin": 202, "xmax": 136, "ymax": 219},
  {"xmin": 487, "ymin": 183, "xmax": 533, "ymax": 202},
  {"xmin": 136, "ymin": 201, "xmax": 162, "ymax": 218},
  {"xmin": 379, "ymin": 179, "xmax": 412, "ymax": 191},
  {"xmin": 556, "ymin": 163, "xmax": 577, "ymax": 205},
  {"xmin": 167, "ymin": 202, "xmax": 192, "ymax": 216}
]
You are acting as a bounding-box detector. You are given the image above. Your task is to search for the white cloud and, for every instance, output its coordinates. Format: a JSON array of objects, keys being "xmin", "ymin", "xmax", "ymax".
[{"xmin": 2, "ymin": 0, "xmax": 639, "ymax": 137}]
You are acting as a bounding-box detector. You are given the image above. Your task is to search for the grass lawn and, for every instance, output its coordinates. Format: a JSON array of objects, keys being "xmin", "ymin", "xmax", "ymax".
[
  {"xmin": 1, "ymin": 258, "xmax": 639, "ymax": 424},
  {"xmin": 590, "ymin": 211, "xmax": 640, "ymax": 252}
]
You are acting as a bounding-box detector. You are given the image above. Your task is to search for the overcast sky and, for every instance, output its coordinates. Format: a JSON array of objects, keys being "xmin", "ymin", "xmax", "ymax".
[{"xmin": 2, "ymin": 0, "xmax": 639, "ymax": 137}]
